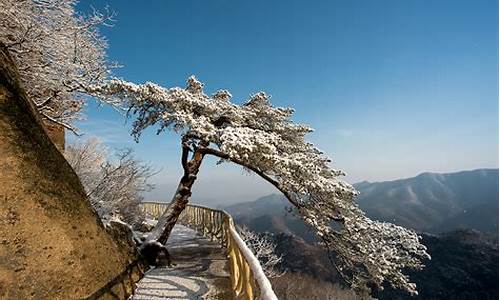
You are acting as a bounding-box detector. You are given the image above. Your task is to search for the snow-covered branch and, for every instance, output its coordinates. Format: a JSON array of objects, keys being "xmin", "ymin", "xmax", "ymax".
[
  {"xmin": 0, "ymin": 0, "xmax": 118, "ymax": 129},
  {"xmin": 238, "ymin": 226, "xmax": 284, "ymax": 278}
]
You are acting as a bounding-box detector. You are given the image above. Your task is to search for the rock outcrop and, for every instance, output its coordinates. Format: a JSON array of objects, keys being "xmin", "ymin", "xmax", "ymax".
[
  {"xmin": 0, "ymin": 43, "xmax": 143, "ymax": 299},
  {"xmin": 42, "ymin": 119, "xmax": 65, "ymax": 152}
]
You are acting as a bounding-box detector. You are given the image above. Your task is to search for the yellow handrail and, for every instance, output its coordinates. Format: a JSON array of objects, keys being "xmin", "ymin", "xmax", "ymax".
[{"xmin": 140, "ymin": 202, "xmax": 278, "ymax": 300}]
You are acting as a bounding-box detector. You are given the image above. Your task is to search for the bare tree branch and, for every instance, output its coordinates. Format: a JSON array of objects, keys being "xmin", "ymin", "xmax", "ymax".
[{"xmin": 64, "ymin": 138, "xmax": 156, "ymax": 225}]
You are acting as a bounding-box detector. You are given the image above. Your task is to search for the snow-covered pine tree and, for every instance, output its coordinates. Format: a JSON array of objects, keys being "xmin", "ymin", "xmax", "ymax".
[{"xmin": 89, "ymin": 76, "xmax": 430, "ymax": 294}]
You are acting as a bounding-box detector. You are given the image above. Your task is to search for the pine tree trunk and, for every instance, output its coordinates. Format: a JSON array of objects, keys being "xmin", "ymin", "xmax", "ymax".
[{"xmin": 147, "ymin": 147, "xmax": 204, "ymax": 244}]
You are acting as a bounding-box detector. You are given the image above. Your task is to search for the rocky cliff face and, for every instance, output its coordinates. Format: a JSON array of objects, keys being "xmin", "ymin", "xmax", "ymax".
[
  {"xmin": 0, "ymin": 43, "xmax": 142, "ymax": 299},
  {"xmin": 42, "ymin": 119, "xmax": 65, "ymax": 152}
]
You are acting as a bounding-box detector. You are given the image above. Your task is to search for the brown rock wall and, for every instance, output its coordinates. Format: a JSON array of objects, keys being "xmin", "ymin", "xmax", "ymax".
[{"xmin": 0, "ymin": 43, "xmax": 142, "ymax": 299}]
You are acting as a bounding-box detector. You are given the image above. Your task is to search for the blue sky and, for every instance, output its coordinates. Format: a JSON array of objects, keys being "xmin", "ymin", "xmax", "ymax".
[{"xmin": 75, "ymin": 0, "xmax": 499, "ymax": 205}]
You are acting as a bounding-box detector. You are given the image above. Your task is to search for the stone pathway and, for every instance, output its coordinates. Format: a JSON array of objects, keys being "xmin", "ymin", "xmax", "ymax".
[{"xmin": 132, "ymin": 225, "xmax": 232, "ymax": 300}]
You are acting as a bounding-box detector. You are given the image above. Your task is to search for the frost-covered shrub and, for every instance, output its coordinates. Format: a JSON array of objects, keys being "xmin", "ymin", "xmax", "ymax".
[
  {"xmin": 238, "ymin": 226, "xmax": 284, "ymax": 278},
  {"xmin": 65, "ymin": 138, "xmax": 154, "ymax": 225}
]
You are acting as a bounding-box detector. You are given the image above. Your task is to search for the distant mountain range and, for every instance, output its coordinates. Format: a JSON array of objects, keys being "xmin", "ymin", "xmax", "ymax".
[
  {"xmin": 355, "ymin": 168, "xmax": 498, "ymax": 235},
  {"xmin": 223, "ymin": 169, "xmax": 499, "ymax": 236}
]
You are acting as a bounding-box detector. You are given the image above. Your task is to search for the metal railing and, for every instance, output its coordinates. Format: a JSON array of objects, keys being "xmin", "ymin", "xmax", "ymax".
[{"xmin": 140, "ymin": 202, "xmax": 278, "ymax": 300}]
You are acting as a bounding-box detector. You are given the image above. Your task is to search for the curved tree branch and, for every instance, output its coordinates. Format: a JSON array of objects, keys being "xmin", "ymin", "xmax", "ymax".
[{"xmin": 199, "ymin": 146, "xmax": 301, "ymax": 208}]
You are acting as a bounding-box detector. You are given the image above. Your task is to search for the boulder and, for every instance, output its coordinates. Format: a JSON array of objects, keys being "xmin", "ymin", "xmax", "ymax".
[
  {"xmin": 137, "ymin": 217, "xmax": 158, "ymax": 233},
  {"xmin": 105, "ymin": 219, "xmax": 140, "ymax": 258}
]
